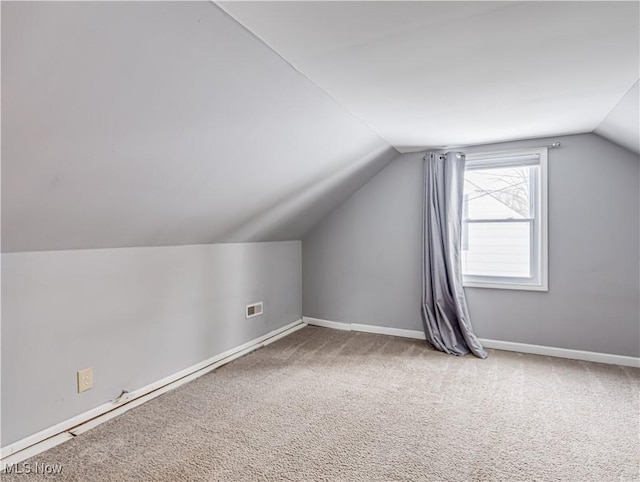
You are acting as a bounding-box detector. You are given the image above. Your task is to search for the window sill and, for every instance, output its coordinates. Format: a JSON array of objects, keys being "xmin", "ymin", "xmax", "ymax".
[{"xmin": 463, "ymin": 280, "xmax": 548, "ymax": 292}]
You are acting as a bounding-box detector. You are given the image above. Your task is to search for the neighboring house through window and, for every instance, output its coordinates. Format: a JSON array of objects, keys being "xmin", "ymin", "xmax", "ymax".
[{"xmin": 462, "ymin": 147, "xmax": 548, "ymax": 291}]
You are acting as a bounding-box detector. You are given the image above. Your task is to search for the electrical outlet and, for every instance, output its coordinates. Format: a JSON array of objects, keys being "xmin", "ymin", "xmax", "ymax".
[{"xmin": 77, "ymin": 367, "xmax": 93, "ymax": 393}]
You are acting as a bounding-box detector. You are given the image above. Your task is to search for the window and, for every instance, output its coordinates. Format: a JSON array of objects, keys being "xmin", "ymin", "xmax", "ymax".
[{"xmin": 462, "ymin": 148, "xmax": 548, "ymax": 291}]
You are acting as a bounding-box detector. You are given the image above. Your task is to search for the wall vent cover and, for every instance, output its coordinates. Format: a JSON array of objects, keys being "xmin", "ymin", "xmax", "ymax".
[{"xmin": 246, "ymin": 302, "xmax": 264, "ymax": 319}]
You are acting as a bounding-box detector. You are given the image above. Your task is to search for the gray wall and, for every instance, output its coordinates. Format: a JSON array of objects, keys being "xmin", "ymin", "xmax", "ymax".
[
  {"xmin": 303, "ymin": 133, "xmax": 640, "ymax": 357},
  {"xmin": 1, "ymin": 241, "xmax": 301, "ymax": 446}
]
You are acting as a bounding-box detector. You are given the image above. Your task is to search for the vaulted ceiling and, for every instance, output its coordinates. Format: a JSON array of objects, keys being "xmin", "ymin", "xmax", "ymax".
[
  {"xmin": 1, "ymin": 2, "xmax": 396, "ymax": 252},
  {"xmin": 2, "ymin": 1, "xmax": 638, "ymax": 253},
  {"xmin": 219, "ymin": 1, "xmax": 640, "ymax": 153}
]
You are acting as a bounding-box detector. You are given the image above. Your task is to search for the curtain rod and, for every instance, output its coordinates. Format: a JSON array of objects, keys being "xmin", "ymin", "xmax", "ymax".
[
  {"xmin": 424, "ymin": 142, "xmax": 561, "ymax": 161},
  {"xmin": 460, "ymin": 141, "xmax": 562, "ymax": 151},
  {"xmin": 425, "ymin": 141, "xmax": 562, "ymax": 156}
]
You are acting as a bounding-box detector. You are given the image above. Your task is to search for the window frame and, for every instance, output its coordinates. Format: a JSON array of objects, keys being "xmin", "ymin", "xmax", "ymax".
[{"xmin": 462, "ymin": 147, "xmax": 548, "ymax": 292}]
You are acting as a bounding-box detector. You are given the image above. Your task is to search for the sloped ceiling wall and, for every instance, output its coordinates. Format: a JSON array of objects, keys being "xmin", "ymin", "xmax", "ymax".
[
  {"xmin": 219, "ymin": 1, "xmax": 639, "ymax": 152},
  {"xmin": 1, "ymin": 1, "xmax": 397, "ymax": 253},
  {"xmin": 595, "ymin": 81, "xmax": 640, "ymax": 155}
]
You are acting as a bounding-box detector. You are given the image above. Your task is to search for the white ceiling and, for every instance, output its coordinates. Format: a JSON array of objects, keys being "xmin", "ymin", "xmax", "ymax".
[
  {"xmin": 219, "ymin": 1, "xmax": 640, "ymax": 152},
  {"xmin": 2, "ymin": 2, "xmax": 395, "ymax": 252},
  {"xmin": 4, "ymin": 2, "xmax": 638, "ymax": 253}
]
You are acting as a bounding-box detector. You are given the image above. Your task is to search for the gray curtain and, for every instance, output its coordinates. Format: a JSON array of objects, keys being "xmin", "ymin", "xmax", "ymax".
[{"xmin": 421, "ymin": 152, "xmax": 487, "ymax": 359}]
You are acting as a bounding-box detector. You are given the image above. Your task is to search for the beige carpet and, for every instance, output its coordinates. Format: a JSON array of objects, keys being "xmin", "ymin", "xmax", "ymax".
[{"xmin": 3, "ymin": 326, "xmax": 639, "ymax": 481}]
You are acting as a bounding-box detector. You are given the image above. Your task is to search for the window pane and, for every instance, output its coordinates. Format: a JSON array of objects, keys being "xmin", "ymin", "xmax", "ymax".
[
  {"xmin": 462, "ymin": 222, "xmax": 531, "ymax": 278},
  {"xmin": 464, "ymin": 166, "xmax": 534, "ymax": 220}
]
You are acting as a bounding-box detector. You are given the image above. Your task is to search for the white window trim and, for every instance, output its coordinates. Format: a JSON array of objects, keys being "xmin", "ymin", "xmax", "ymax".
[{"xmin": 462, "ymin": 147, "xmax": 548, "ymax": 292}]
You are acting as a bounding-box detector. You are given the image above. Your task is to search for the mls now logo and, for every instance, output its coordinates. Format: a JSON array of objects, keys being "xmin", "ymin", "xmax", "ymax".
[{"xmin": 3, "ymin": 462, "xmax": 63, "ymax": 475}]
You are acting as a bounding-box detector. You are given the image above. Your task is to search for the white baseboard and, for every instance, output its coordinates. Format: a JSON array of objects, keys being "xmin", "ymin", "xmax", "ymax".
[
  {"xmin": 479, "ymin": 338, "xmax": 640, "ymax": 368},
  {"xmin": 351, "ymin": 323, "xmax": 426, "ymax": 340},
  {"xmin": 303, "ymin": 317, "xmax": 353, "ymax": 331},
  {"xmin": 304, "ymin": 317, "xmax": 425, "ymax": 339},
  {"xmin": 304, "ymin": 316, "xmax": 640, "ymax": 368},
  {"xmin": 1, "ymin": 319, "xmax": 307, "ymax": 468}
]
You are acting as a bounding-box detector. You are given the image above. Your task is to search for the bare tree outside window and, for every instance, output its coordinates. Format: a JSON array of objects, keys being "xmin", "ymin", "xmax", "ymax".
[{"xmin": 461, "ymin": 148, "xmax": 548, "ymax": 291}]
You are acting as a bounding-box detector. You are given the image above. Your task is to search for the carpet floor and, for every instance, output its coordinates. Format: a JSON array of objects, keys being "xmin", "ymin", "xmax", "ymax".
[{"xmin": 3, "ymin": 326, "xmax": 639, "ymax": 481}]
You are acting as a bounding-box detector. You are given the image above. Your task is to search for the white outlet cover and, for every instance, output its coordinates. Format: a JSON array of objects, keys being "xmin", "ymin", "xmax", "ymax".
[{"xmin": 77, "ymin": 367, "xmax": 94, "ymax": 393}]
